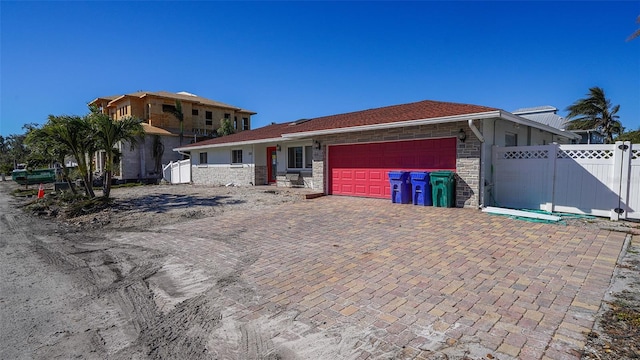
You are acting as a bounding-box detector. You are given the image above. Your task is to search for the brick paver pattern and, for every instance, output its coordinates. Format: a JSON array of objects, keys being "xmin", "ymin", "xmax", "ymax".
[{"xmin": 116, "ymin": 196, "xmax": 626, "ymax": 359}]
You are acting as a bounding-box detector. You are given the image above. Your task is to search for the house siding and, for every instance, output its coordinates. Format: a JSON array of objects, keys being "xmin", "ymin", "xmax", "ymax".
[{"xmin": 312, "ymin": 121, "xmax": 482, "ymax": 208}]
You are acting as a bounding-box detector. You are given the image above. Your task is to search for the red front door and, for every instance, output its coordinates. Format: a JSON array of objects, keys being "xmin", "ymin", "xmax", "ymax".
[{"xmin": 266, "ymin": 146, "xmax": 277, "ymax": 184}]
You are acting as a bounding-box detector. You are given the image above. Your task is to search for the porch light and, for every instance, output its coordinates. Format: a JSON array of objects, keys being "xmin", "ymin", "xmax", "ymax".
[
  {"xmin": 458, "ymin": 129, "xmax": 467, "ymax": 142},
  {"xmin": 276, "ymin": 144, "xmax": 281, "ymax": 151},
  {"xmin": 314, "ymin": 140, "xmax": 321, "ymax": 150}
]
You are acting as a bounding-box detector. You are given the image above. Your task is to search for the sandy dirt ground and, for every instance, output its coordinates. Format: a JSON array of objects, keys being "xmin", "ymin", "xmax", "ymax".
[
  {"xmin": 1, "ymin": 181, "xmax": 638, "ymax": 360},
  {"xmin": 0, "ymin": 182, "xmax": 321, "ymax": 360}
]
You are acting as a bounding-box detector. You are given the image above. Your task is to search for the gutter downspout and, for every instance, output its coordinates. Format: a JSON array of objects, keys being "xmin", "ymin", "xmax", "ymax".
[
  {"xmin": 467, "ymin": 119, "xmax": 486, "ymax": 209},
  {"xmin": 468, "ymin": 119, "xmax": 484, "ymax": 143}
]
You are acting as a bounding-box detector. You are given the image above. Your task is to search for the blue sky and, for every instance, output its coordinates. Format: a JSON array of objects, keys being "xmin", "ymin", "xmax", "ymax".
[{"xmin": 1, "ymin": 1, "xmax": 639, "ymax": 137}]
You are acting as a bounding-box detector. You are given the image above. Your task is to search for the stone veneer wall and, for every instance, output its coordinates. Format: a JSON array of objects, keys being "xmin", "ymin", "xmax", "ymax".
[
  {"xmin": 313, "ymin": 121, "xmax": 482, "ymax": 208},
  {"xmin": 255, "ymin": 165, "xmax": 267, "ymax": 186},
  {"xmin": 192, "ymin": 165, "xmax": 256, "ymax": 186},
  {"xmin": 276, "ymin": 171, "xmax": 314, "ymax": 188},
  {"xmin": 311, "ymin": 147, "xmax": 325, "ymax": 192}
]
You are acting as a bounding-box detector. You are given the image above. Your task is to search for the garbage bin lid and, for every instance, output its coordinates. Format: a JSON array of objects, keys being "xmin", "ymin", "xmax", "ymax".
[
  {"xmin": 409, "ymin": 171, "xmax": 429, "ymax": 180},
  {"xmin": 430, "ymin": 170, "xmax": 454, "ymax": 177}
]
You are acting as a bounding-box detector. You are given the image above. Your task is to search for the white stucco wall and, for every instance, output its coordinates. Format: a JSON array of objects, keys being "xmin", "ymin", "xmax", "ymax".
[{"xmin": 192, "ymin": 145, "xmax": 256, "ymax": 166}]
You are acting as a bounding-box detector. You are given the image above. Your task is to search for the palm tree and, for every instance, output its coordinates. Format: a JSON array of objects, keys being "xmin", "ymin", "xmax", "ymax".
[
  {"xmin": 217, "ymin": 118, "xmax": 235, "ymax": 137},
  {"xmin": 168, "ymin": 100, "xmax": 184, "ymax": 145},
  {"xmin": 25, "ymin": 124, "xmax": 76, "ymax": 193},
  {"xmin": 44, "ymin": 115, "xmax": 97, "ymax": 197},
  {"xmin": 565, "ymin": 87, "xmax": 622, "ymax": 143},
  {"xmin": 89, "ymin": 109, "xmax": 144, "ymax": 198},
  {"xmin": 152, "ymin": 135, "xmax": 165, "ymax": 176},
  {"xmin": 628, "ymin": 15, "xmax": 640, "ymax": 41}
]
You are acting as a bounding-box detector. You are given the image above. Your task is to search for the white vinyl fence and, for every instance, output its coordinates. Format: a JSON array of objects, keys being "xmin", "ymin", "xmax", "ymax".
[
  {"xmin": 162, "ymin": 159, "xmax": 191, "ymax": 184},
  {"xmin": 492, "ymin": 142, "xmax": 639, "ymax": 220}
]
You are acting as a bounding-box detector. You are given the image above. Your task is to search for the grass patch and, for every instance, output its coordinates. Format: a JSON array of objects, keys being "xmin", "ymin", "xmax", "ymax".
[{"xmin": 610, "ymin": 300, "xmax": 640, "ymax": 328}]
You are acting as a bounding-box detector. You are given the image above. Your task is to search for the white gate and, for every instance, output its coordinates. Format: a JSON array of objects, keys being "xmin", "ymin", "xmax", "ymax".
[
  {"xmin": 162, "ymin": 159, "xmax": 191, "ymax": 184},
  {"xmin": 492, "ymin": 142, "xmax": 639, "ymax": 220}
]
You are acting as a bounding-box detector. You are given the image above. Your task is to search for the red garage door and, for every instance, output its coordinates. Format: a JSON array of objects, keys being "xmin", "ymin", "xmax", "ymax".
[{"xmin": 328, "ymin": 138, "xmax": 456, "ymax": 198}]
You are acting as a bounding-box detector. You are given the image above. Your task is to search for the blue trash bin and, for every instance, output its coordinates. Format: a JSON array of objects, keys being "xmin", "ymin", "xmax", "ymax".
[
  {"xmin": 410, "ymin": 172, "xmax": 432, "ymax": 206},
  {"xmin": 388, "ymin": 171, "xmax": 411, "ymax": 204}
]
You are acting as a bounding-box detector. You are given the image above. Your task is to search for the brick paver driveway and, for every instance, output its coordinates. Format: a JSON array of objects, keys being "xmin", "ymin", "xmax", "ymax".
[{"xmin": 118, "ymin": 196, "xmax": 627, "ymax": 359}]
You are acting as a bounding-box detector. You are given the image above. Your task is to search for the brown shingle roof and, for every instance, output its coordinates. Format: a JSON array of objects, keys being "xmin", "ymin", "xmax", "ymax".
[
  {"xmin": 179, "ymin": 122, "xmax": 295, "ymax": 148},
  {"xmin": 284, "ymin": 99, "xmax": 498, "ymax": 134},
  {"xmin": 176, "ymin": 99, "xmax": 500, "ymax": 150}
]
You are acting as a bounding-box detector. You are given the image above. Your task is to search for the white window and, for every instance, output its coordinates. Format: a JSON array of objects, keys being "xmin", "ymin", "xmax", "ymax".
[
  {"xmin": 231, "ymin": 149, "xmax": 243, "ymax": 164},
  {"xmin": 287, "ymin": 146, "xmax": 313, "ymax": 169},
  {"xmin": 199, "ymin": 152, "xmax": 208, "ymax": 164}
]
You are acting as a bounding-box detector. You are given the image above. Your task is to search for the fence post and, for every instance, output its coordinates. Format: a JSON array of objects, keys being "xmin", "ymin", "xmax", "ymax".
[
  {"xmin": 546, "ymin": 144, "xmax": 558, "ymax": 213},
  {"xmin": 615, "ymin": 141, "xmax": 632, "ymax": 220},
  {"xmin": 610, "ymin": 141, "xmax": 626, "ymax": 220}
]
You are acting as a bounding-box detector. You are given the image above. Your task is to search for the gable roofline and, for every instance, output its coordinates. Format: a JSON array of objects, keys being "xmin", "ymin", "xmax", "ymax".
[
  {"xmin": 500, "ymin": 111, "xmax": 580, "ymax": 139},
  {"xmin": 282, "ymin": 111, "xmax": 502, "ymax": 138},
  {"xmin": 512, "ymin": 105, "xmax": 558, "ymax": 115},
  {"xmin": 282, "ymin": 110, "xmax": 579, "ymax": 140},
  {"xmin": 174, "ymin": 100, "xmax": 580, "ymax": 152},
  {"xmin": 88, "ymin": 91, "xmax": 256, "ymax": 114}
]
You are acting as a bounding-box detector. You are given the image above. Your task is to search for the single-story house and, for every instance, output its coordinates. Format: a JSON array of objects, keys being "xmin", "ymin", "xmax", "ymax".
[{"xmin": 174, "ymin": 99, "xmax": 579, "ymax": 208}]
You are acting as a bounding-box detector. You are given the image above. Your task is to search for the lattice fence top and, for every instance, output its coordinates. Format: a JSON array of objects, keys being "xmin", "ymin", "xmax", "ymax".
[
  {"xmin": 501, "ymin": 150, "xmax": 549, "ymax": 159},
  {"xmin": 632, "ymin": 149, "xmax": 639, "ymax": 160},
  {"xmin": 557, "ymin": 149, "xmax": 613, "ymax": 160}
]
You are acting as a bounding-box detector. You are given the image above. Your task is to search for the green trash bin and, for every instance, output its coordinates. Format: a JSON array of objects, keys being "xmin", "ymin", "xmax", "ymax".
[{"xmin": 429, "ymin": 171, "xmax": 455, "ymax": 207}]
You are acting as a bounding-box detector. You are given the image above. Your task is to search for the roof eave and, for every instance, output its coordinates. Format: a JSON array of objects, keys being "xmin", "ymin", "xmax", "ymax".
[
  {"xmin": 281, "ymin": 111, "xmax": 502, "ymax": 139},
  {"xmin": 106, "ymin": 95, "xmax": 127, "ymax": 107},
  {"xmin": 173, "ymin": 136, "xmax": 284, "ymax": 152},
  {"xmin": 499, "ymin": 111, "xmax": 581, "ymax": 140}
]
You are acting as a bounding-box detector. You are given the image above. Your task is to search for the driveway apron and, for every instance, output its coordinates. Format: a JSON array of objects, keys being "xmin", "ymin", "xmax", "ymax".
[{"xmin": 116, "ymin": 196, "xmax": 626, "ymax": 359}]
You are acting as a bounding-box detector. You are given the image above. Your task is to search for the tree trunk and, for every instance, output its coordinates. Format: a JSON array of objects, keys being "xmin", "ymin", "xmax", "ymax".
[
  {"xmin": 85, "ymin": 153, "xmax": 95, "ymax": 198},
  {"xmin": 61, "ymin": 164, "xmax": 77, "ymax": 195},
  {"xmin": 104, "ymin": 171, "xmax": 112, "ymax": 198},
  {"xmin": 103, "ymin": 152, "xmax": 113, "ymax": 198}
]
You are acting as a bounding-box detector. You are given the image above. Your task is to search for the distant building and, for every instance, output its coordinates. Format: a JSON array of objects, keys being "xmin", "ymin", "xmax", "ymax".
[
  {"xmin": 512, "ymin": 106, "xmax": 604, "ymax": 144},
  {"xmin": 88, "ymin": 91, "xmax": 256, "ymax": 182},
  {"xmin": 567, "ymin": 129, "xmax": 605, "ymax": 145}
]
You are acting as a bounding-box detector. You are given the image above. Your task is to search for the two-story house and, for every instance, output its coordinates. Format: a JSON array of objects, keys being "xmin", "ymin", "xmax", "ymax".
[{"xmin": 89, "ymin": 91, "xmax": 256, "ymax": 182}]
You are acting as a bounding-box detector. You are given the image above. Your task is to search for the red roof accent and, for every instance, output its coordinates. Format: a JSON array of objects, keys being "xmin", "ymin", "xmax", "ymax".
[
  {"xmin": 285, "ymin": 99, "xmax": 498, "ymax": 134},
  {"xmin": 180, "ymin": 122, "xmax": 294, "ymax": 148}
]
